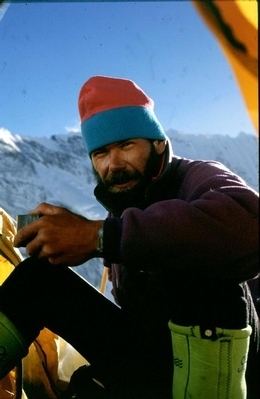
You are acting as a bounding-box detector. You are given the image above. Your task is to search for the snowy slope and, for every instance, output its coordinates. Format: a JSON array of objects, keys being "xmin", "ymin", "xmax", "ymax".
[
  {"xmin": 0, "ymin": 128, "xmax": 258, "ymax": 288},
  {"xmin": 0, "ymin": 129, "xmax": 105, "ymax": 219},
  {"xmin": 0, "ymin": 128, "xmax": 258, "ymax": 218},
  {"xmin": 168, "ymin": 129, "xmax": 258, "ymax": 191}
]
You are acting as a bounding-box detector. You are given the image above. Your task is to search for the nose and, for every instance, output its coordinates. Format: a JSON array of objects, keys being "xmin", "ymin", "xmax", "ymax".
[{"xmin": 108, "ymin": 148, "xmax": 126, "ymax": 172}]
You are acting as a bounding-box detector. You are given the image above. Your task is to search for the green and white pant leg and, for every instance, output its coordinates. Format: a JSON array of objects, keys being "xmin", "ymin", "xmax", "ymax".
[{"xmin": 168, "ymin": 321, "xmax": 252, "ymax": 399}]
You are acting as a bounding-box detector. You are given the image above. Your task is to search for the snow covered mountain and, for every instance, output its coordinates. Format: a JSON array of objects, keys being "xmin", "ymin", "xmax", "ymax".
[
  {"xmin": 0, "ymin": 128, "xmax": 258, "ymax": 287},
  {"xmin": 0, "ymin": 128, "xmax": 258, "ymax": 220}
]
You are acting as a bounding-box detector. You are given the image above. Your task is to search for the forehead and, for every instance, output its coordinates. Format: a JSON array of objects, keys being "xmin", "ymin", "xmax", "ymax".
[{"xmin": 93, "ymin": 138, "xmax": 151, "ymax": 152}]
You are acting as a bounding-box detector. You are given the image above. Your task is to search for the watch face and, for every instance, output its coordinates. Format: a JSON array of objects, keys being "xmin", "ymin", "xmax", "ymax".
[{"xmin": 96, "ymin": 225, "xmax": 104, "ymax": 255}]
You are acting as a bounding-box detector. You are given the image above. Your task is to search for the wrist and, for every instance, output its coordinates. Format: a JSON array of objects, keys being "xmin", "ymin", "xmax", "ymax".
[{"xmin": 95, "ymin": 221, "xmax": 104, "ymax": 257}]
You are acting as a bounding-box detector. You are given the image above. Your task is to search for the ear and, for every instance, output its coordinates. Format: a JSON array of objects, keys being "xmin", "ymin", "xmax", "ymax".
[{"xmin": 153, "ymin": 140, "xmax": 167, "ymax": 155}]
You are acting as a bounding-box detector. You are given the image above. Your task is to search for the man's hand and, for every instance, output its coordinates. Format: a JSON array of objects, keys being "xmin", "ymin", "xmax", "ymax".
[{"xmin": 14, "ymin": 202, "xmax": 104, "ymax": 266}]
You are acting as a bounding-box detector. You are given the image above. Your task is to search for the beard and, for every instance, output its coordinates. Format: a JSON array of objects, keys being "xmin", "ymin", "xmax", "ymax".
[{"xmin": 93, "ymin": 144, "xmax": 163, "ymax": 216}]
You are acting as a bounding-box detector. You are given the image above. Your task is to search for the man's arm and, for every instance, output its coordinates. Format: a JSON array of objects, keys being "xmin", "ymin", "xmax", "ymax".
[
  {"xmin": 103, "ymin": 162, "xmax": 259, "ymax": 281},
  {"xmin": 14, "ymin": 203, "xmax": 104, "ymax": 266}
]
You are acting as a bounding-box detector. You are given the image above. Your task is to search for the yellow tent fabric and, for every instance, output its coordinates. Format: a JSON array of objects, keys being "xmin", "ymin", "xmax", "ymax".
[
  {"xmin": 0, "ymin": 208, "xmax": 23, "ymax": 267},
  {"xmin": 0, "ymin": 255, "xmax": 14, "ymax": 283},
  {"xmin": 0, "ymin": 209, "xmax": 27, "ymax": 399},
  {"xmin": 193, "ymin": 0, "xmax": 258, "ymax": 133}
]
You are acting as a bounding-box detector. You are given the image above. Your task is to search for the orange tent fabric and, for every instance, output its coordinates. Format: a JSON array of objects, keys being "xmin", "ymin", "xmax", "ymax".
[{"xmin": 193, "ymin": 0, "xmax": 258, "ymax": 133}]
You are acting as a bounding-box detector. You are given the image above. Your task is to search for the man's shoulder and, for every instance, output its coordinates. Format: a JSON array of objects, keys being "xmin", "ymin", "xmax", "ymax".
[
  {"xmin": 168, "ymin": 156, "xmax": 249, "ymax": 199},
  {"xmin": 170, "ymin": 156, "xmax": 231, "ymax": 172},
  {"xmin": 169, "ymin": 156, "xmax": 233, "ymax": 181}
]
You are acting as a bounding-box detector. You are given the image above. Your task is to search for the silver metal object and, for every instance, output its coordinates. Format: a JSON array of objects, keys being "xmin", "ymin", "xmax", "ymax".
[{"xmin": 16, "ymin": 214, "xmax": 40, "ymax": 231}]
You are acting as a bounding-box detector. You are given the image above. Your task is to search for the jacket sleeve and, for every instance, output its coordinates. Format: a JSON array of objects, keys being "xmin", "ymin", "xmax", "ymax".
[{"xmin": 103, "ymin": 161, "xmax": 259, "ymax": 281}]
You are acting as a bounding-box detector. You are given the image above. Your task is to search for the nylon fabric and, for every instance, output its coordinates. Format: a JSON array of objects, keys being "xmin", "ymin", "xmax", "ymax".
[
  {"xmin": 0, "ymin": 208, "xmax": 22, "ymax": 266},
  {"xmin": 169, "ymin": 321, "xmax": 252, "ymax": 399},
  {"xmin": 0, "ymin": 312, "xmax": 27, "ymax": 380},
  {"xmin": 192, "ymin": 0, "xmax": 258, "ymax": 132}
]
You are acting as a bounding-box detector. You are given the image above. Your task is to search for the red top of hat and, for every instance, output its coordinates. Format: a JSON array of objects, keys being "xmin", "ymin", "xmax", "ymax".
[{"xmin": 78, "ymin": 75, "xmax": 154, "ymax": 122}]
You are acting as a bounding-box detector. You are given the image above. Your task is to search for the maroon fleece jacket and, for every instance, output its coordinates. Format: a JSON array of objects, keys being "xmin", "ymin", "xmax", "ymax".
[{"xmin": 99, "ymin": 156, "xmax": 259, "ymax": 307}]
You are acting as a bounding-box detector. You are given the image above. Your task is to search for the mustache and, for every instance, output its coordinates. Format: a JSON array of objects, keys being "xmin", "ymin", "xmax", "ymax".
[{"xmin": 104, "ymin": 170, "xmax": 142, "ymax": 187}]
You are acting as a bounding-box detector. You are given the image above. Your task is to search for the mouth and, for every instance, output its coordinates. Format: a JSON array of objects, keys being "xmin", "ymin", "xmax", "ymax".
[
  {"xmin": 104, "ymin": 170, "xmax": 141, "ymax": 193},
  {"xmin": 109, "ymin": 179, "xmax": 138, "ymax": 193}
]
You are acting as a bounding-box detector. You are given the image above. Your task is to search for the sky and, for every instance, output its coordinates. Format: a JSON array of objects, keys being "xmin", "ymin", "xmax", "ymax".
[{"xmin": 0, "ymin": 1, "xmax": 256, "ymax": 139}]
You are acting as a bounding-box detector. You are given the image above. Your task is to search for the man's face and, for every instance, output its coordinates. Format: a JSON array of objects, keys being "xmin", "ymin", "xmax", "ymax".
[{"xmin": 91, "ymin": 138, "xmax": 162, "ymax": 193}]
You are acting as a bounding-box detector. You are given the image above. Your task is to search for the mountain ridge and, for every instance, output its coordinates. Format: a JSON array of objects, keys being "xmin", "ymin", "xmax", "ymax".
[
  {"xmin": 0, "ymin": 128, "xmax": 258, "ymax": 288},
  {"xmin": 0, "ymin": 128, "xmax": 258, "ymax": 220}
]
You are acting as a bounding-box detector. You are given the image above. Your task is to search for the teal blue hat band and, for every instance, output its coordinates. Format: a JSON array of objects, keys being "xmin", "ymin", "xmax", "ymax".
[{"xmin": 81, "ymin": 106, "xmax": 167, "ymax": 155}]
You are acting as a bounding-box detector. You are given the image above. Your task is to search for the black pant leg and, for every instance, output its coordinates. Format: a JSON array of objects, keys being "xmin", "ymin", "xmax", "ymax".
[
  {"xmin": 1, "ymin": 258, "xmax": 131, "ymax": 379},
  {"xmin": 0, "ymin": 257, "xmax": 173, "ymax": 399}
]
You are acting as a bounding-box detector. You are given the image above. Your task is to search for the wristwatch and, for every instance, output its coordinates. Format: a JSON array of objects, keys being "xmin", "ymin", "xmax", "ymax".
[{"xmin": 96, "ymin": 223, "xmax": 104, "ymax": 256}]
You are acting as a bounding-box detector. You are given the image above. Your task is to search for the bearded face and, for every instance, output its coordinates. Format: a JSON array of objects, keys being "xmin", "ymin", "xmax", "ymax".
[{"xmin": 91, "ymin": 139, "xmax": 166, "ymax": 215}]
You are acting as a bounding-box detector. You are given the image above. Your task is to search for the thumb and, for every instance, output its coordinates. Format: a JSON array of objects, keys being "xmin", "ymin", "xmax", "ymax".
[{"xmin": 30, "ymin": 202, "xmax": 67, "ymax": 216}]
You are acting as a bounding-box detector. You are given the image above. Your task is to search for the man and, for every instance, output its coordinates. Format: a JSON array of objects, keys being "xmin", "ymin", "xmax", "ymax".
[{"xmin": 0, "ymin": 76, "xmax": 259, "ymax": 399}]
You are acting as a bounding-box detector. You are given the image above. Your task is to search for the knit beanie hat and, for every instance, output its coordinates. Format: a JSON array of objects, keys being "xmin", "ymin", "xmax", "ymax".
[{"xmin": 78, "ymin": 76, "xmax": 167, "ymax": 154}]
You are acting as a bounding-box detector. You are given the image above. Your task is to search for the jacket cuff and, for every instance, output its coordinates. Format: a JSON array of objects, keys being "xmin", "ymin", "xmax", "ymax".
[{"xmin": 103, "ymin": 217, "xmax": 122, "ymax": 263}]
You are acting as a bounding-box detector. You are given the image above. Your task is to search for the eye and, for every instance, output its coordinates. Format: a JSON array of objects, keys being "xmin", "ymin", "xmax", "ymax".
[
  {"xmin": 120, "ymin": 141, "xmax": 134, "ymax": 149},
  {"xmin": 92, "ymin": 148, "xmax": 107, "ymax": 160}
]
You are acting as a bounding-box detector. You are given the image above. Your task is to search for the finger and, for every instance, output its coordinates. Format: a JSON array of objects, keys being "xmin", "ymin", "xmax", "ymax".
[
  {"xmin": 14, "ymin": 221, "xmax": 40, "ymax": 247},
  {"xmin": 48, "ymin": 253, "xmax": 88, "ymax": 267},
  {"xmin": 26, "ymin": 237, "xmax": 43, "ymax": 257},
  {"xmin": 30, "ymin": 242, "xmax": 62, "ymax": 262},
  {"xmin": 30, "ymin": 202, "xmax": 67, "ymax": 216},
  {"xmin": 48, "ymin": 256, "xmax": 61, "ymax": 265},
  {"xmin": 47, "ymin": 254, "xmax": 70, "ymax": 266}
]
